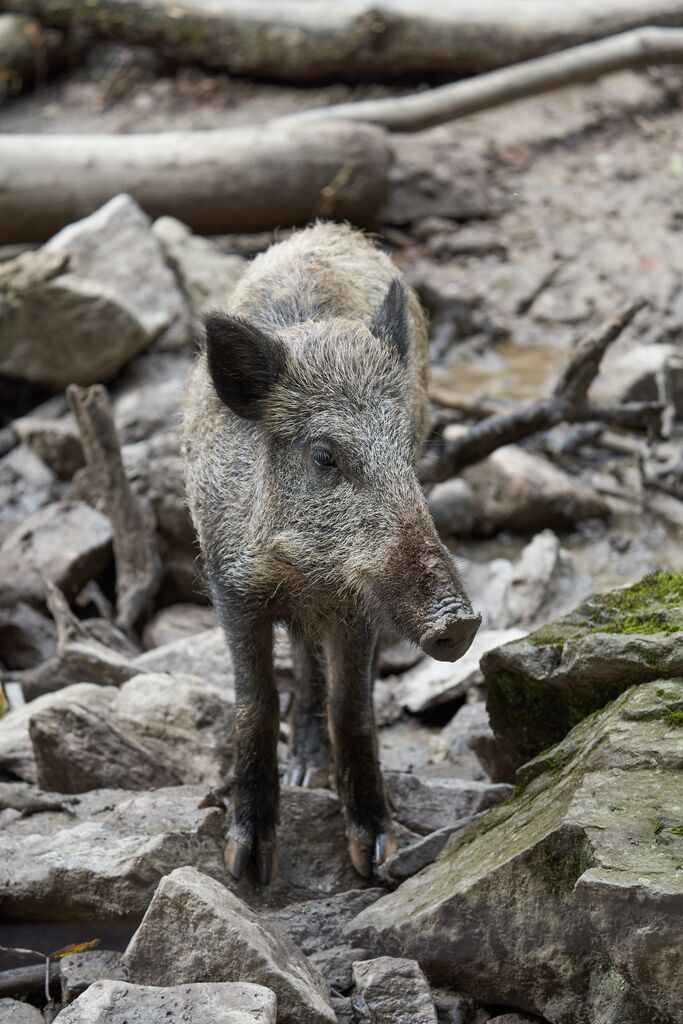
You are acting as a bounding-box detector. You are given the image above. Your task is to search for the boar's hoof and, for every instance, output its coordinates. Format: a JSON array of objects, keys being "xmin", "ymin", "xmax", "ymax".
[
  {"xmin": 348, "ymin": 825, "xmax": 397, "ymax": 879},
  {"xmin": 284, "ymin": 759, "xmax": 330, "ymax": 789},
  {"xmin": 225, "ymin": 829, "xmax": 278, "ymax": 885}
]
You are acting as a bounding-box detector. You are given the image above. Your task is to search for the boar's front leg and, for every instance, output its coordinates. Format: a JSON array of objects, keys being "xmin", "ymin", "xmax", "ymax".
[
  {"xmin": 326, "ymin": 616, "xmax": 395, "ymax": 878},
  {"xmin": 211, "ymin": 583, "xmax": 279, "ymax": 884}
]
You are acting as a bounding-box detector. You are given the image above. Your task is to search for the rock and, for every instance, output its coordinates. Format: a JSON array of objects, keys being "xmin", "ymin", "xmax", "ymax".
[
  {"xmin": 12, "ymin": 415, "xmax": 83, "ymax": 480},
  {"xmin": 309, "ymin": 945, "xmax": 372, "ymax": 993},
  {"xmin": 385, "ymin": 773, "xmax": 511, "ymax": 835},
  {"xmin": 0, "ymin": 249, "xmax": 150, "ymax": 389},
  {"xmin": 123, "ymin": 866, "xmax": 335, "ymax": 1024},
  {"xmin": 0, "ymin": 601, "xmax": 56, "ymax": 670},
  {"xmin": 346, "ymin": 680, "xmax": 683, "ymax": 1024},
  {"xmin": 122, "ymin": 431, "xmax": 193, "ymax": 552},
  {"xmin": 0, "ymin": 500, "xmax": 112, "ymax": 605},
  {"xmin": 152, "ymin": 215, "xmax": 245, "ymax": 316},
  {"xmin": 590, "ymin": 341, "xmax": 675, "ymax": 410},
  {"xmin": 462, "ymin": 531, "xmax": 592, "ymax": 632},
  {"xmin": 0, "ymin": 784, "xmax": 378, "ymax": 922},
  {"xmin": 427, "ymin": 479, "xmax": 476, "ymax": 537},
  {"xmin": 0, "ymin": 683, "xmax": 117, "ymax": 782},
  {"xmin": 461, "ymin": 445, "xmax": 609, "ymax": 534},
  {"xmin": 383, "ymin": 819, "xmax": 478, "ymax": 883},
  {"xmin": 20, "ymin": 672, "xmax": 234, "ymax": 792},
  {"xmin": 112, "ymin": 350, "xmax": 192, "ymax": 444},
  {"xmin": 142, "ymin": 602, "xmax": 217, "ymax": 649},
  {"xmin": 0, "ymin": 1000, "xmax": 43, "ymax": 1023},
  {"xmin": 44, "ymin": 193, "xmax": 189, "ymax": 344},
  {"xmin": 55, "ymin": 980, "xmax": 276, "ymax": 1024},
  {"xmin": 487, "ymin": 1016, "xmax": 542, "ymax": 1024},
  {"xmin": 266, "ymin": 889, "xmax": 386, "ymax": 957},
  {"xmin": 0, "ymin": 783, "xmax": 226, "ymax": 921},
  {"xmin": 0, "ymin": 445, "xmax": 59, "ymax": 541},
  {"xmin": 482, "ymin": 571, "xmax": 683, "ymax": 772},
  {"xmin": 352, "ymin": 957, "xmax": 437, "ymax": 1024},
  {"xmin": 432, "ymin": 989, "xmax": 485, "ymax": 1024},
  {"xmin": 465, "ymin": 716, "xmax": 516, "ymax": 785},
  {"xmin": 377, "ymin": 637, "xmax": 422, "ymax": 677},
  {"xmin": 29, "ymin": 699, "xmax": 181, "ymax": 793},
  {"xmin": 60, "ymin": 949, "xmax": 126, "ymax": 1005},
  {"xmin": 394, "ymin": 629, "xmax": 527, "ymax": 714}
]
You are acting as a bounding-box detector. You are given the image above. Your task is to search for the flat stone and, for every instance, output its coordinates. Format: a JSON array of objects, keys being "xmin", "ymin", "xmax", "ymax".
[
  {"xmin": 0, "ymin": 445, "xmax": 59, "ymax": 540},
  {"xmin": 394, "ymin": 628, "xmax": 526, "ymax": 713},
  {"xmin": 55, "ymin": 980, "xmax": 276, "ymax": 1023},
  {"xmin": 352, "ymin": 957, "xmax": 437, "ymax": 1024},
  {"xmin": 123, "ymin": 866, "xmax": 335, "ymax": 1024},
  {"xmin": 483, "ymin": 571, "xmax": 683, "ymax": 771},
  {"xmin": 383, "ymin": 818, "xmax": 479, "ymax": 883},
  {"xmin": 385, "ymin": 773, "xmax": 511, "ymax": 835},
  {"xmin": 12, "ymin": 415, "xmax": 83, "ymax": 480},
  {"xmin": 266, "ymin": 888, "xmax": 386, "ymax": 956},
  {"xmin": 142, "ymin": 602, "xmax": 217, "ymax": 649},
  {"xmin": 346, "ymin": 680, "xmax": 683, "ymax": 1024},
  {"xmin": 0, "ymin": 500, "xmax": 112, "ymax": 605},
  {"xmin": 60, "ymin": 949, "xmax": 126, "ymax": 1005}
]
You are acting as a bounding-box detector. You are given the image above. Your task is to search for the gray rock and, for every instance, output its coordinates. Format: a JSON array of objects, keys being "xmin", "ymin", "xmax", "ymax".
[
  {"xmin": 431, "ymin": 988, "xmax": 483, "ymax": 1024},
  {"xmin": 385, "ymin": 773, "xmax": 511, "ymax": 835},
  {"xmin": 16, "ymin": 672, "xmax": 234, "ymax": 792},
  {"xmin": 266, "ymin": 889, "xmax": 386, "ymax": 956},
  {"xmin": 0, "ymin": 445, "xmax": 59, "ymax": 540},
  {"xmin": 0, "ymin": 783, "xmax": 226, "ymax": 921},
  {"xmin": 310, "ymin": 945, "xmax": 371, "ymax": 993},
  {"xmin": 142, "ymin": 602, "xmax": 217, "ymax": 649},
  {"xmin": 60, "ymin": 949, "xmax": 126, "ymax": 1005},
  {"xmin": 0, "ymin": 683, "xmax": 117, "ymax": 782},
  {"xmin": 591, "ymin": 341, "xmax": 674, "ymax": 410},
  {"xmin": 461, "ymin": 444, "xmax": 609, "ymax": 534},
  {"xmin": 346, "ymin": 680, "xmax": 683, "ymax": 1024},
  {"xmin": 0, "ymin": 250, "xmax": 149, "ymax": 389},
  {"xmin": 55, "ymin": 980, "xmax": 276, "ymax": 1023},
  {"xmin": 383, "ymin": 819, "xmax": 478, "ymax": 882},
  {"xmin": 427, "ymin": 479, "xmax": 476, "ymax": 537},
  {"xmin": 352, "ymin": 957, "xmax": 437, "ymax": 1024},
  {"xmin": 0, "ymin": 783, "xmax": 379, "ymax": 922},
  {"xmin": 0, "ymin": 500, "xmax": 112, "ymax": 605},
  {"xmin": 152, "ymin": 215, "xmax": 245, "ymax": 316},
  {"xmin": 483, "ymin": 571, "xmax": 683, "ymax": 771},
  {"xmin": 12, "ymin": 415, "xmax": 83, "ymax": 480},
  {"xmin": 112, "ymin": 350, "xmax": 192, "ymax": 444},
  {"xmin": 0, "ymin": 1000, "xmax": 43, "ymax": 1023},
  {"xmin": 45, "ymin": 194, "xmax": 189, "ymax": 343},
  {"xmin": 123, "ymin": 866, "xmax": 335, "ymax": 1024},
  {"xmin": 122, "ymin": 431, "xmax": 193, "ymax": 551},
  {"xmin": 393, "ymin": 628, "xmax": 526, "ymax": 714},
  {"xmin": 486, "ymin": 1016, "xmax": 542, "ymax": 1024}
]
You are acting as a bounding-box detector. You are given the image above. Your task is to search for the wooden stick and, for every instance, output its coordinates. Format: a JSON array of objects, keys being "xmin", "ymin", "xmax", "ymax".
[
  {"xmin": 278, "ymin": 26, "xmax": 683, "ymax": 132},
  {"xmin": 419, "ymin": 299, "xmax": 664, "ymax": 482},
  {"xmin": 66, "ymin": 384, "xmax": 161, "ymax": 632}
]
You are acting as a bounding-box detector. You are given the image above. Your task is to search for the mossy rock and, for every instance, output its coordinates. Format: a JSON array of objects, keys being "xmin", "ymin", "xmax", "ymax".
[
  {"xmin": 481, "ymin": 572, "xmax": 683, "ymax": 773},
  {"xmin": 347, "ymin": 680, "xmax": 683, "ymax": 1024}
]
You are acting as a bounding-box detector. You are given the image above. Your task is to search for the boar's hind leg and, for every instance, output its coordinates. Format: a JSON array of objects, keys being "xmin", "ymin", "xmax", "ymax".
[
  {"xmin": 212, "ymin": 584, "xmax": 279, "ymax": 885},
  {"xmin": 285, "ymin": 636, "xmax": 331, "ymax": 789},
  {"xmin": 326, "ymin": 618, "xmax": 395, "ymax": 878}
]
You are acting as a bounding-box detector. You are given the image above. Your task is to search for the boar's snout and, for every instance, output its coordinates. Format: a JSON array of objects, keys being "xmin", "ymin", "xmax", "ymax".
[{"xmin": 418, "ymin": 600, "xmax": 481, "ymax": 662}]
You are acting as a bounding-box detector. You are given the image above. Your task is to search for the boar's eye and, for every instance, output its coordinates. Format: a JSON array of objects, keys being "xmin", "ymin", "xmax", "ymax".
[{"xmin": 312, "ymin": 447, "xmax": 336, "ymax": 468}]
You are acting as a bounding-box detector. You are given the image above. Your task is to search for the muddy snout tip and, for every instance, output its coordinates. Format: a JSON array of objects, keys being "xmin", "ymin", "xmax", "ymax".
[{"xmin": 420, "ymin": 609, "xmax": 482, "ymax": 662}]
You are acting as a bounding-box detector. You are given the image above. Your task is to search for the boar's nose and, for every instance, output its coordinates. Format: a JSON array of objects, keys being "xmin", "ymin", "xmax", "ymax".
[{"xmin": 419, "ymin": 607, "xmax": 481, "ymax": 663}]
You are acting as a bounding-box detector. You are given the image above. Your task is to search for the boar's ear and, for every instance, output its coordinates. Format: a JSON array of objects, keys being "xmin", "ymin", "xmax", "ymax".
[
  {"xmin": 204, "ymin": 312, "xmax": 287, "ymax": 421},
  {"xmin": 368, "ymin": 278, "xmax": 409, "ymax": 362}
]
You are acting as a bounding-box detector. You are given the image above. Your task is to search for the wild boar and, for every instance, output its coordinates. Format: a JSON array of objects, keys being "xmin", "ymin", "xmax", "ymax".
[{"xmin": 183, "ymin": 222, "xmax": 480, "ymax": 884}]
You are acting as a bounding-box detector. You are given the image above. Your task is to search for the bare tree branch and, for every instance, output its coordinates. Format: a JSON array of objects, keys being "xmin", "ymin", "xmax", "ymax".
[{"xmin": 420, "ymin": 298, "xmax": 663, "ymax": 482}]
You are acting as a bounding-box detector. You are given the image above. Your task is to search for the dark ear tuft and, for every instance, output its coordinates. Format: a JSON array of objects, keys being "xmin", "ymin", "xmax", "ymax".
[
  {"xmin": 369, "ymin": 278, "xmax": 409, "ymax": 362},
  {"xmin": 204, "ymin": 312, "xmax": 287, "ymax": 421}
]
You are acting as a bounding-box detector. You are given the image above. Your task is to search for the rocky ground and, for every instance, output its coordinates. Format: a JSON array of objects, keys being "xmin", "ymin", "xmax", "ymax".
[{"xmin": 0, "ymin": 50, "xmax": 682, "ymax": 1024}]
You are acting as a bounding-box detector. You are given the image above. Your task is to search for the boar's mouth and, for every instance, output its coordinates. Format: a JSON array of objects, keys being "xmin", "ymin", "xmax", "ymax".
[{"xmin": 364, "ymin": 525, "xmax": 481, "ymax": 663}]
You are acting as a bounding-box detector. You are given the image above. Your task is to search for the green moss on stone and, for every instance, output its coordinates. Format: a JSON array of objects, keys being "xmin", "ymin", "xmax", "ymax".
[{"xmin": 665, "ymin": 710, "xmax": 683, "ymax": 728}]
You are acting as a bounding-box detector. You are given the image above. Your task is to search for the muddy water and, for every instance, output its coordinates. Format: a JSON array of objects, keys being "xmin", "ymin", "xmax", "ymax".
[{"xmin": 430, "ymin": 338, "xmax": 566, "ymax": 403}]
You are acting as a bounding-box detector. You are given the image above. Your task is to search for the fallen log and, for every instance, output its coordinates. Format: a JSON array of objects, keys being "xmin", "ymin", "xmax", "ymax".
[
  {"xmin": 280, "ymin": 26, "xmax": 683, "ymax": 132},
  {"xmin": 0, "ymin": 12, "xmax": 65, "ymax": 100},
  {"xmin": 0, "ymin": 122, "xmax": 392, "ymax": 244},
  {"xmin": 3, "ymin": 0, "xmax": 683, "ymax": 81},
  {"xmin": 420, "ymin": 299, "xmax": 664, "ymax": 482}
]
